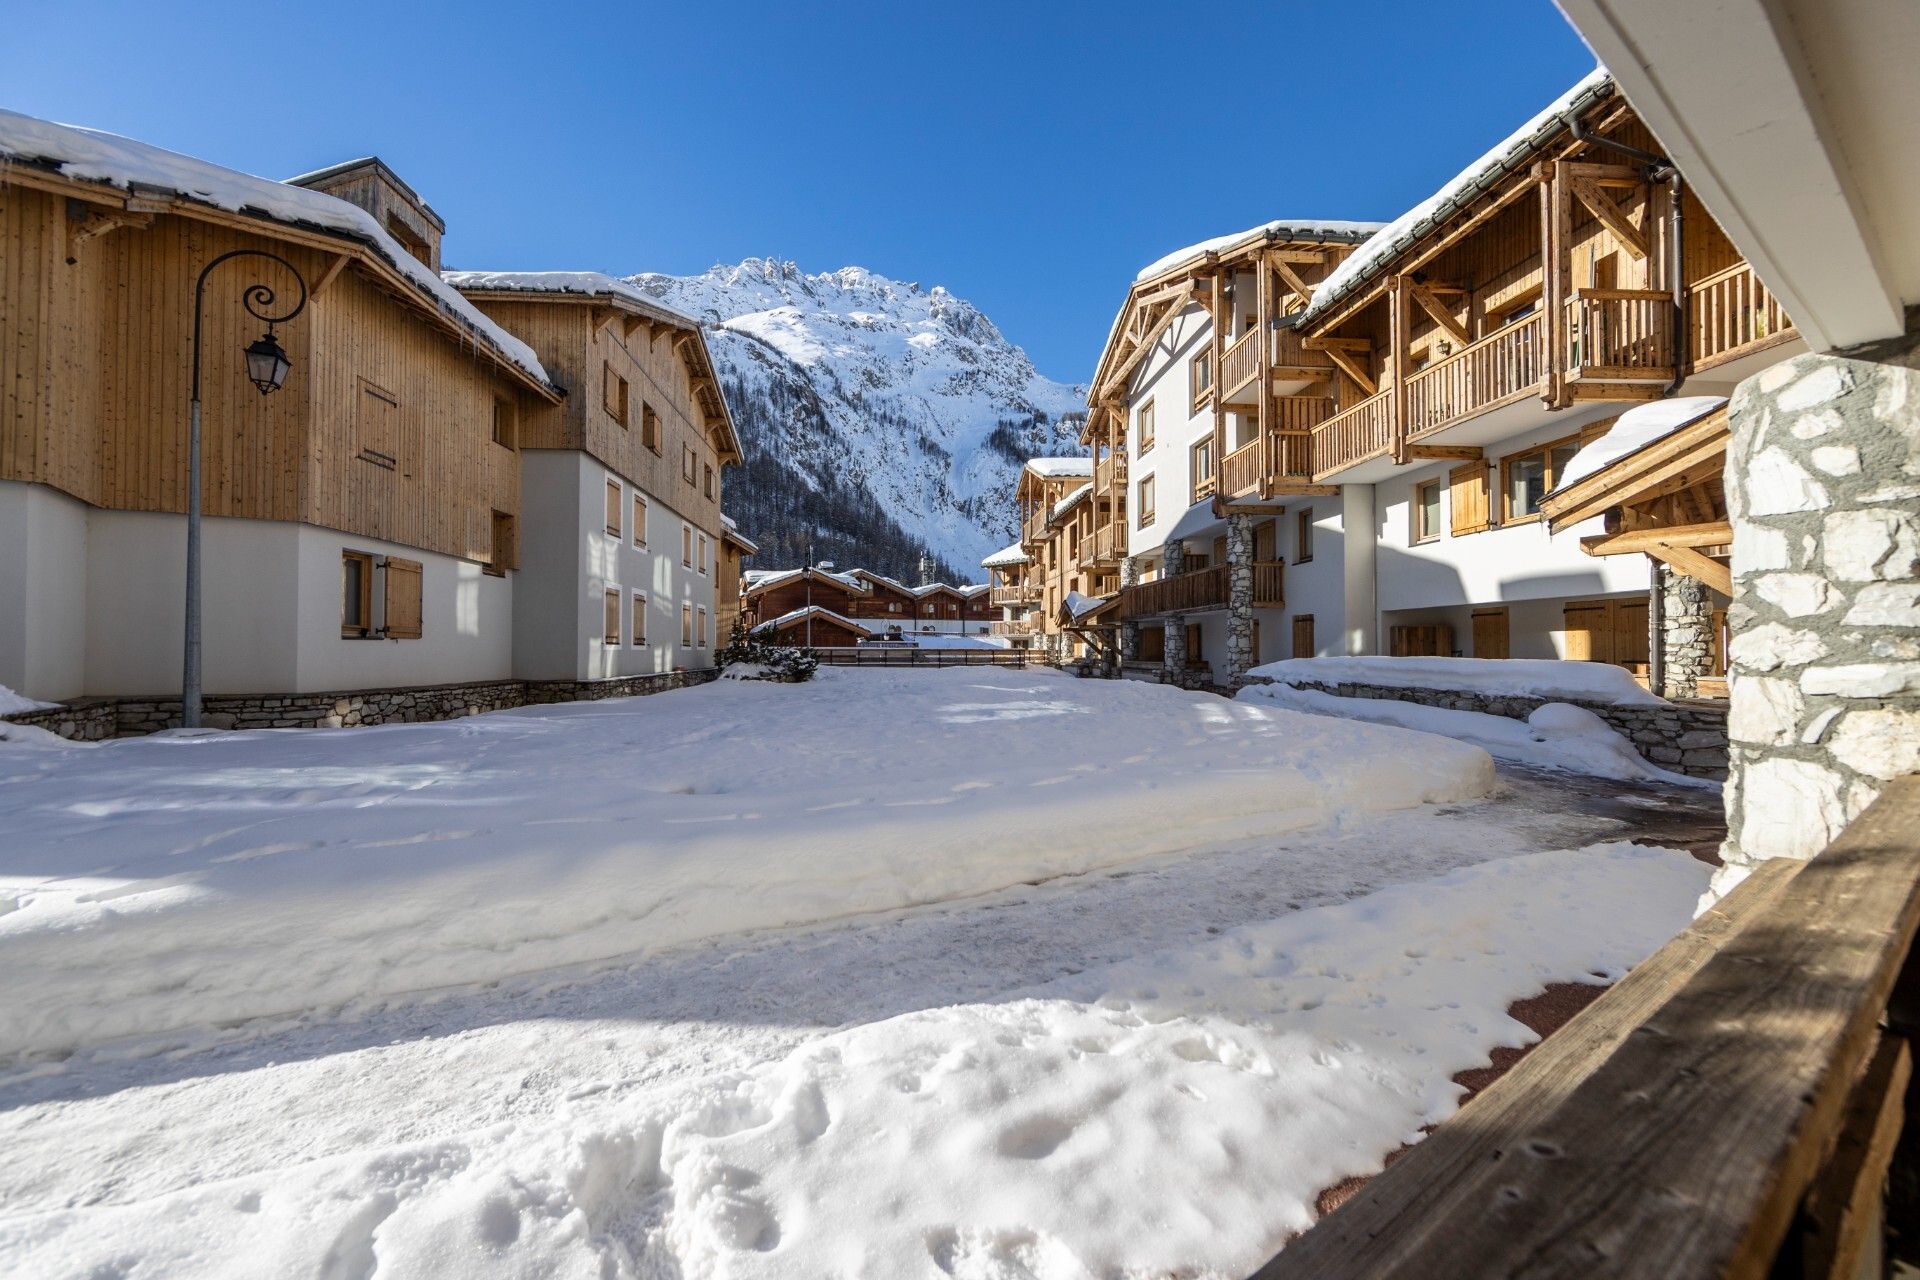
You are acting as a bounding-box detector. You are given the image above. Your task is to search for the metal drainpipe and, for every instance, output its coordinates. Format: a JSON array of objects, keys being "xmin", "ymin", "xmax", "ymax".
[{"xmin": 1568, "ymin": 116, "xmax": 1688, "ymax": 395}]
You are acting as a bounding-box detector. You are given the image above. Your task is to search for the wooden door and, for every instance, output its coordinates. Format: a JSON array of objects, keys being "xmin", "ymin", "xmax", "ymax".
[
  {"xmin": 1186, "ymin": 623, "xmax": 1204, "ymax": 667},
  {"xmin": 1389, "ymin": 623, "xmax": 1452, "ymax": 657},
  {"xmin": 1471, "ymin": 607, "xmax": 1510, "ymax": 659},
  {"xmin": 1563, "ymin": 600, "xmax": 1607, "ymax": 662},
  {"xmin": 1292, "ymin": 614, "xmax": 1315, "ymax": 658}
]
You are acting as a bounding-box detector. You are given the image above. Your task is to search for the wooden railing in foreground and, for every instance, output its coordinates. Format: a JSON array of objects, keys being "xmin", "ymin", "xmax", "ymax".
[
  {"xmin": 812, "ymin": 645, "xmax": 1032, "ymax": 667},
  {"xmin": 1252, "ymin": 775, "xmax": 1920, "ymax": 1280}
]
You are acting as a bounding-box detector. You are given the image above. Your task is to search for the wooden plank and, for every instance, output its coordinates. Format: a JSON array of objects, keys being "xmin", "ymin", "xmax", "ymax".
[
  {"xmin": 1408, "ymin": 445, "xmax": 1483, "ymax": 461},
  {"xmin": 1796, "ymin": 1035, "xmax": 1909, "ymax": 1280},
  {"xmin": 1569, "ymin": 175, "xmax": 1650, "ymax": 260},
  {"xmin": 1407, "ymin": 279, "xmax": 1471, "ymax": 347},
  {"xmin": 1263, "ymin": 776, "xmax": 1920, "ymax": 1280},
  {"xmin": 1581, "ymin": 520, "xmax": 1733, "ymax": 557},
  {"xmin": 1647, "ymin": 542, "xmax": 1733, "ymax": 597},
  {"xmin": 1255, "ymin": 855, "xmax": 1806, "ymax": 1277}
]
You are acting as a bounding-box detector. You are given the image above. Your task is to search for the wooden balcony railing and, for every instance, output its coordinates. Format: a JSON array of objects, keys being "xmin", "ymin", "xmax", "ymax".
[
  {"xmin": 1565, "ymin": 288, "xmax": 1674, "ymax": 382},
  {"xmin": 1192, "ymin": 472, "xmax": 1217, "ymax": 503},
  {"xmin": 1405, "ymin": 312, "xmax": 1543, "ymax": 440},
  {"xmin": 1311, "ymin": 389, "xmax": 1395, "ymax": 480},
  {"xmin": 1095, "ymin": 450, "xmax": 1127, "ymax": 494},
  {"xmin": 1119, "ymin": 561, "xmax": 1283, "ymax": 618},
  {"xmin": 1094, "ymin": 523, "xmax": 1125, "ymax": 563},
  {"xmin": 1221, "ymin": 327, "xmax": 1263, "ymax": 401},
  {"xmin": 1690, "ymin": 262, "xmax": 1793, "ymax": 370},
  {"xmin": 989, "ymin": 584, "xmax": 1037, "ymax": 606},
  {"xmin": 1254, "ymin": 774, "xmax": 1920, "ymax": 1280},
  {"xmin": 989, "ymin": 617, "xmax": 1036, "ymax": 636},
  {"xmin": 1221, "ymin": 438, "xmax": 1263, "ymax": 498}
]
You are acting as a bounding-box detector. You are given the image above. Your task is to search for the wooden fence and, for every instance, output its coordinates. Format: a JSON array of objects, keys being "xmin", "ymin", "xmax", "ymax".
[
  {"xmin": 1252, "ymin": 774, "xmax": 1920, "ymax": 1280},
  {"xmin": 811, "ymin": 645, "xmax": 1036, "ymax": 668}
]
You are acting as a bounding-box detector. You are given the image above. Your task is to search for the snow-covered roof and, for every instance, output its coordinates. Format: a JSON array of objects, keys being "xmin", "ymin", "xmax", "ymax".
[
  {"xmin": 981, "ymin": 543, "xmax": 1031, "ymax": 569},
  {"xmin": 0, "ymin": 109, "xmax": 554, "ymax": 392},
  {"xmin": 1062, "ymin": 591, "xmax": 1112, "ymax": 621},
  {"xmin": 1050, "ymin": 482, "xmax": 1094, "ymax": 523},
  {"xmin": 1023, "ymin": 456, "xmax": 1094, "ymax": 479},
  {"xmin": 750, "ymin": 605, "xmax": 873, "ymax": 637},
  {"xmin": 956, "ymin": 583, "xmax": 990, "ymax": 598},
  {"xmin": 742, "ymin": 567, "xmax": 865, "ymax": 595},
  {"xmin": 441, "ymin": 270, "xmax": 701, "ymax": 329},
  {"xmin": 1301, "ymin": 67, "xmax": 1614, "ymax": 327},
  {"xmin": 1134, "ymin": 218, "xmax": 1387, "ymax": 284},
  {"xmin": 1552, "ymin": 397, "xmax": 1728, "ymax": 493},
  {"xmin": 719, "ymin": 514, "xmax": 759, "ymax": 553}
]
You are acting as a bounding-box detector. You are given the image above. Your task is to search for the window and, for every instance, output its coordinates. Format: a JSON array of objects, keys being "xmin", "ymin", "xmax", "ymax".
[
  {"xmin": 605, "ymin": 477, "xmax": 622, "ymax": 537},
  {"xmin": 1136, "ymin": 474, "xmax": 1156, "ymax": 528},
  {"xmin": 1191, "ymin": 350, "xmax": 1214, "ymax": 409},
  {"xmin": 1413, "ymin": 479, "xmax": 1443, "ymax": 543},
  {"xmin": 1137, "ymin": 399, "xmax": 1155, "ymax": 453},
  {"xmin": 682, "ymin": 603, "xmax": 693, "ymax": 646},
  {"xmin": 384, "ymin": 557, "xmax": 423, "ymax": 640},
  {"xmin": 342, "ymin": 551, "xmax": 374, "ymax": 637},
  {"xmin": 631, "ymin": 592, "xmax": 648, "ymax": 648},
  {"xmin": 697, "ymin": 606, "xmax": 708, "ymax": 648},
  {"xmin": 1500, "ymin": 436, "xmax": 1582, "ymax": 524},
  {"xmin": 683, "ymin": 443, "xmax": 697, "ymax": 483},
  {"xmin": 486, "ymin": 510, "xmax": 515, "ymax": 577},
  {"xmin": 698, "ymin": 533, "xmax": 709, "ymax": 575},
  {"xmin": 604, "ymin": 588, "xmax": 622, "ymax": 646},
  {"xmin": 632, "ymin": 492, "xmax": 648, "ymax": 548},
  {"xmin": 1190, "ymin": 437, "xmax": 1214, "ymax": 502},
  {"xmin": 704, "ymin": 463, "xmax": 715, "ymax": 500},
  {"xmin": 642, "ymin": 404, "xmax": 661, "ymax": 453},
  {"xmin": 682, "ymin": 524, "xmax": 693, "ymax": 568},
  {"xmin": 491, "ymin": 397, "xmax": 516, "ymax": 449},
  {"xmin": 603, "ymin": 364, "xmax": 629, "ymax": 426},
  {"xmin": 1294, "ymin": 509, "xmax": 1314, "ymax": 564}
]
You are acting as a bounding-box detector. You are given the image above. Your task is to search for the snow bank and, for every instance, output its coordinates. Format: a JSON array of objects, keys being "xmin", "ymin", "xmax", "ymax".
[
  {"xmin": 0, "ymin": 669, "xmax": 1493, "ymax": 1059},
  {"xmin": 1240, "ymin": 682, "xmax": 1710, "ymax": 787},
  {"xmin": 0, "ymin": 843, "xmax": 1707, "ymax": 1278},
  {"xmin": 1248, "ymin": 654, "xmax": 1667, "ymax": 707},
  {"xmin": 0, "ymin": 686, "xmax": 55, "ymax": 716},
  {"xmin": 0, "ymin": 110, "xmax": 551, "ymax": 388},
  {"xmin": 1553, "ymin": 396, "xmax": 1727, "ymax": 492}
]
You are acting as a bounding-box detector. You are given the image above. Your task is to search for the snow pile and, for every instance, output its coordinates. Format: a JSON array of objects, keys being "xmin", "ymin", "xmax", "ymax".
[
  {"xmin": 1241, "ymin": 683, "xmax": 1709, "ymax": 787},
  {"xmin": 1249, "ymin": 655, "xmax": 1667, "ymax": 707},
  {"xmin": 0, "ymin": 669, "xmax": 1494, "ymax": 1060},
  {"xmin": 0, "ymin": 110, "xmax": 551, "ymax": 388},
  {"xmin": 0, "ymin": 686, "xmax": 55, "ymax": 716},
  {"xmin": 1553, "ymin": 396, "xmax": 1727, "ymax": 492},
  {"xmin": 1134, "ymin": 217, "xmax": 1386, "ymax": 283},
  {"xmin": 1301, "ymin": 68, "xmax": 1613, "ymax": 325},
  {"xmin": 0, "ymin": 843, "xmax": 1708, "ymax": 1278}
]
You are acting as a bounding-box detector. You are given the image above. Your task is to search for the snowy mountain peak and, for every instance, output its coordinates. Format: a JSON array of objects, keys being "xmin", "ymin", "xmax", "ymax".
[{"xmin": 627, "ymin": 260, "xmax": 1087, "ymax": 579}]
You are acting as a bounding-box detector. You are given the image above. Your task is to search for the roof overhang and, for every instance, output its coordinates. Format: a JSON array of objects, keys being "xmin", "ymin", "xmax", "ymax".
[{"xmin": 1542, "ymin": 404, "xmax": 1728, "ymax": 531}]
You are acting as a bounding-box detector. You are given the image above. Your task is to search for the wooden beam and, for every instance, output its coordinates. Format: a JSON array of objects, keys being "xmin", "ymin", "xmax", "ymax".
[
  {"xmin": 622, "ymin": 312, "xmax": 650, "ymax": 340},
  {"xmin": 1098, "ymin": 296, "xmax": 1183, "ymax": 400},
  {"xmin": 1267, "ymin": 255, "xmax": 1317, "ymax": 306},
  {"xmin": 592, "ymin": 306, "xmax": 620, "ymax": 337},
  {"xmin": 1569, "ymin": 175, "xmax": 1650, "ymax": 260},
  {"xmin": 1581, "ymin": 520, "xmax": 1733, "ymax": 557},
  {"xmin": 1646, "ymin": 542, "xmax": 1732, "ymax": 596},
  {"xmin": 309, "ymin": 251, "xmax": 352, "ymax": 298},
  {"xmin": 1406, "ymin": 445, "xmax": 1484, "ymax": 461},
  {"xmin": 1319, "ymin": 346, "xmax": 1377, "ymax": 397},
  {"xmin": 1406, "ymin": 279, "xmax": 1471, "ymax": 347}
]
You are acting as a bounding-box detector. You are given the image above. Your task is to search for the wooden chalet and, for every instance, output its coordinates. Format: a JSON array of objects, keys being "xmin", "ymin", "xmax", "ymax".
[
  {"xmin": 717, "ymin": 517, "xmax": 757, "ymax": 641},
  {"xmin": 1013, "ymin": 458, "xmax": 1095, "ymax": 656}
]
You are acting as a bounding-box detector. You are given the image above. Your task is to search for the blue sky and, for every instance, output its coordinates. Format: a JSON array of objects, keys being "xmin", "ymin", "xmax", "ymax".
[{"xmin": 5, "ymin": 1, "xmax": 1596, "ymax": 381}]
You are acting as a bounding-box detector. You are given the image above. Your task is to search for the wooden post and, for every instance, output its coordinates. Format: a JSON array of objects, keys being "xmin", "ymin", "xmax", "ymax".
[
  {"xmin": 1388, "ymin": 275, "xmax": 1409, "ymax": 465},
  {"xmin": 1547, "ymin": 160, "xmax": 1574, "ymax": 409},
  {"xmin": 1256, "ymin": 256, "xmax": 1272, "ymax": 498},
  {"xmin": 1212, "ymin": 273, "xmax": 1227, "ymax": 489}
]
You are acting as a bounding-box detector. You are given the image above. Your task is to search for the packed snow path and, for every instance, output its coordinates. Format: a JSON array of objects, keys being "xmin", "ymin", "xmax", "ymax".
[{"xmin": 0, "ymin": 673, "xmax": 1719, "ymax": 1277}]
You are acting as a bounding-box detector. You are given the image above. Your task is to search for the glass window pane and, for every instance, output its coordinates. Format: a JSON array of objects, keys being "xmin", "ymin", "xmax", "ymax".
[{"xmin": 1508, "ymin": 454, "xmax": 1546, "ymax": 517}]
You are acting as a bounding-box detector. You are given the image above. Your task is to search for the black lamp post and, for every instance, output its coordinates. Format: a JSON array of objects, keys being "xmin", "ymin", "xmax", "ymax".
[{"xmin": 184, "ymin": 250, "xmax": 307, "ymax": 728}]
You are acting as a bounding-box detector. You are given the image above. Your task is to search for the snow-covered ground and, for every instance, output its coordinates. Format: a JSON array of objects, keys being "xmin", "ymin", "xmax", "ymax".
[{"xmin": 0, "ymin": 672, "xmax": 1716, "ymax": 1278}]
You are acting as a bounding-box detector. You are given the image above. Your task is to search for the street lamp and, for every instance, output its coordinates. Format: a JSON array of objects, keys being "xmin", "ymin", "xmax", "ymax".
[{"xmin": 183, "ymin": 250, "xmax": 307, "ymax": 728}]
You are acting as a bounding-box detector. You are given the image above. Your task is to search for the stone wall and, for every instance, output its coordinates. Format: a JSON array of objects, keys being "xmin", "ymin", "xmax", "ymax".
[
  {"xmin": 2, "ymin": 669, "xmax": 720, "ymax": 741},
  {"xmin": 1243, "ymin": 676, "xmax": 1729, "ymax": 779},
  {"xmin": 1717, "ymin": 325, "xmax": 1920, "ymax": 894},
  {"xmin": 1658, "ymin": 565, "xmax": 1714, "ymax": 699}
]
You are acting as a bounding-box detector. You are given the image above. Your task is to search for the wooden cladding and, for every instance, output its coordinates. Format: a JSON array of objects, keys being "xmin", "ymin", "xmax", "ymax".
[
  {"xmin": 383, "ymin": 556, "xmax": 423, "ymax": 639},
  {"xmin": 1563, "ymin": 596, "xmax": 1649, "ymax": 672}
]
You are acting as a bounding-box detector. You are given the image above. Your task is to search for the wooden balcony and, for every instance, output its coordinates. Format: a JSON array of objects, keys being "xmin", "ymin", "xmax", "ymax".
[
  {"xmin": 989, "ymin": 617, "xmax": 1036, "ymax": 636},
  {"xmin": 1564, "ymin": 288, "xmax": 1674, "ymax": 386},
  {"xmin": 990, "ymin": 584, "xmax": 1038, "ymax": 606},
  {"xmin": 1192, "ymin": 472, "xmax": 1217, "ymax": 503},
  {"xmin": 1094, "ymin": 450, "xmax": 1127, "ymax": 494},
  {"xmin": 1405, "ymin": 312, "xmax": 1544, "ymax": 441},
  {"xmin": 1220, "ymin": 327, "xmax": 1264, "ymax": 407},
  {"xmin": 1253, "ymin": 775, "xmax": 1920, "ymax": 1280},
  {"xmin": 1222, "ymin": 438, "xmax": 1263, "ymax": 498},
  {"xmin": 1093, "ymin": 523, "xmax": 1125, "ymax": 564},
  {"xmin": 1690, "ymin": 262, "xmax": 1794, "ymax": 370},
  {"xmin": 1118, "ymin": 561, "xmax": 1283, "ymax": 618},
  {"xmin": 1310, "ymin": 389, "xmax": 1395, "ymax": 480}
]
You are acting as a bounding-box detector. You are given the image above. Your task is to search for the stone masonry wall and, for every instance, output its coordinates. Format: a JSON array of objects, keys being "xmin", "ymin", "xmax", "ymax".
[
  {"xmin": 1716, "ymin": 326, "xmax": 1920, "ymax": 895},
  {"xmin": 1242, "ymin": 676, "xmax": 1728, "ymax": 779},
  {"xmin": 1659, "ymin": 565, "xmax": 1714, "ymax": 699},
  {"xmin": 2, "ymin": 669, "xmax": 720, "ymax": 741}
]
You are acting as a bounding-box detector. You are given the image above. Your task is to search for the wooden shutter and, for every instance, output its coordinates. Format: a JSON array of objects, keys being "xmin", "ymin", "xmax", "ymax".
[
  {"xmin": 384, "ymin": 557, "xmax": 423, "ymax": 639},
  {"xmin": 1563, "ymin": 600, "xmax": 1607, "ymax": 663},
  {"xmin": 1615, "ymin": 598, "xmax": 1650, "ymax": 674},
  {"xmin": 1389, "ymin": 623, "xmax": 1452, "ymax": 657},
  {"xmin": 1185, "ymin": 622, "xmax": 1203, "ymax": 665},
  {"xmin": 1292, "ymin": 614, "xmax": 1315, "ymax": 658},
  {"xmin": 1449, "ymin": 461, "xmax": 1491, "ymax": 535},
  {"xmin": 1471, "ymin": 607, "xmax": 1510, "ymax": 659}
]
